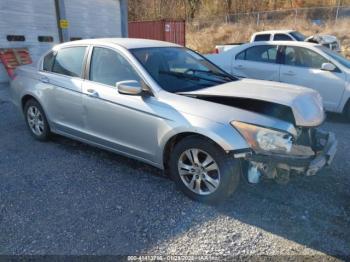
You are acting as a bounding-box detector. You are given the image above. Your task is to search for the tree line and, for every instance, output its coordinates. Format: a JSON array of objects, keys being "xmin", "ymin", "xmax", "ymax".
[{"xmin": 128, "ymin": 0, "xmax": 350, "ymax": 21}]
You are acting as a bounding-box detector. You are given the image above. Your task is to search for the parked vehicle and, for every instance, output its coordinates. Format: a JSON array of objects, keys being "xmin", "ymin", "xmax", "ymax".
[
  {"xmin": 10, "ymin": 39, "xmax": 337, "ymax": 203},
  {"xmin": 215, "ymin": 30, "xmax": 341, "ymax": 54},
  {"xmin": 207, "ymin": 41, "xmax": 350, "ymax": 119}
]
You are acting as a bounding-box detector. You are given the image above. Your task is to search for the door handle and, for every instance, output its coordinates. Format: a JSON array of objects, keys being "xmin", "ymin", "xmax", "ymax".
[
  {"xmin": 235, "ymin": 64, "xmax": 244, "ymax": 69},
  {"xmin": 40, "ymin": 76, "xmax": 49, "ymax": 83},
  {"xmin": 86, "ymin": 88, "xmax": 99, "ymax": 97},
  {"xmin": 283, "ymin": 71, "xmax": 296, "ymax": 76}
]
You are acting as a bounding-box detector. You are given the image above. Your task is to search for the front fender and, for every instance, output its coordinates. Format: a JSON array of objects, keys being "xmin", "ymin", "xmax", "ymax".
[{"xmin": 157, "ymin": 113, "xmax": 250, "ymax": 168}]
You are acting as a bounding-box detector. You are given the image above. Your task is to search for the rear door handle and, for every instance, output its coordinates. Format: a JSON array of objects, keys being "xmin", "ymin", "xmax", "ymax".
[
  {"xmin": 40, "ymin": 76, "xmax": 49, "ymax": 83},
  {"xmin": 86, "ymin": 88, "xmax": 99, "ymax": 97},
  {"xmin": 235, "ymin": 64, "xmax": 244, "ymax": 69},
  {"xmin": 283, "ymin": 71, "xmax": 296, "ymax": 76}
]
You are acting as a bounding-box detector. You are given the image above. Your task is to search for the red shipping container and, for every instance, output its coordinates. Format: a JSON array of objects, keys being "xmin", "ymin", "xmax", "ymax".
[{"xmin": 128, "ymin": 20, "xmax": 185, "ymax": 46}]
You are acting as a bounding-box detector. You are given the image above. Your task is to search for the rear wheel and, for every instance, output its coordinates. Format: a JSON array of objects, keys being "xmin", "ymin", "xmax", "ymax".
[
  {"xmin": 345, "ymin": 101, "xmax": 350, "ymax": 121},
  {"xmin": 24, "ymin": 99, "xmax": 51, "ymax": 141},
  {"xmin": 169, "ymin": 136, "xmax": 240, "ymax": 204}
]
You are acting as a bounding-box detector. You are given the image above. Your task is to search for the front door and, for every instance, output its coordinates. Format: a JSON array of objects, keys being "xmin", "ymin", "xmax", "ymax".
[
  {"xmin": 82, "ymin": 46, "xmax": 163, "ymax": 162},
  {"xmin": 279, "ymin": 46, "xmax": 346, "ymax": 111}
]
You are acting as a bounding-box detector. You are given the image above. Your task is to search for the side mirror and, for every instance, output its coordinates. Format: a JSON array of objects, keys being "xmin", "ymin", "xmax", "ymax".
[
  {"xmin": 321, "ymin": 62, "xmax": 336, "ymax": 72},
  {"xmin": 117, "ymin": 80, "xmax": 142, "ymax": 95}
]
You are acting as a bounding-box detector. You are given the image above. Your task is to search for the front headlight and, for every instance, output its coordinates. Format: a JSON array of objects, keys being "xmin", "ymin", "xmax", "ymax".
[{"xmin": 231, "ymin": 121, "xmax": 293, "ymax": 153}]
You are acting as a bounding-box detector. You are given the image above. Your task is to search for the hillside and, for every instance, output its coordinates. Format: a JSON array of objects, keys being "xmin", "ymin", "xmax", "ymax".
[
  {"xmin": 128, "ymin": 0, "xmax": 350, "ymax": 21},
  {"xmin": 187, "ymin": 18, "xmax": 350, "ymax": 57}
]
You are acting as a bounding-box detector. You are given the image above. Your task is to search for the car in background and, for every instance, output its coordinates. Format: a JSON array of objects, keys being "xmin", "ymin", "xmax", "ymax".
[
  {"xmin": 10, "ymin": 39, "xmax": 337, "ymax": 203},
  {"xmin": 207, "ymin": 41, "xmax": 350, "ymax": 120},
  {"xmin": 251, "ymin": 30, "xmax": 341, "ymax": 52},
  {"xmin": 215, "ymin": 30, "xmax": 341, "ymax": 54}
]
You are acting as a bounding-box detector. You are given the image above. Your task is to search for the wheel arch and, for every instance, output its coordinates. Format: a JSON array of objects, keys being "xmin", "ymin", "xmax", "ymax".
[
  {"xmin": 161, "ymin": 129, "xmax": 249, "ymax": 171},
  {"xmin": 21, "ymin": 94, "xmax": 38, "ymax": 112}
]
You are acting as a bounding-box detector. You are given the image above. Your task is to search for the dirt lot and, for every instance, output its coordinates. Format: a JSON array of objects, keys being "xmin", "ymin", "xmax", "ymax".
[{"xmin": 0, "ymin": 84, "xmax": 349, "ymax": 259}]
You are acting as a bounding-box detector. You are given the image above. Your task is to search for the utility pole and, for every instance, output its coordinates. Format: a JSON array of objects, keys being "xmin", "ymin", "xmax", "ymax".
[{"xmin": 335, "ymin": 0, "xmax": 341, "ymax": 22}]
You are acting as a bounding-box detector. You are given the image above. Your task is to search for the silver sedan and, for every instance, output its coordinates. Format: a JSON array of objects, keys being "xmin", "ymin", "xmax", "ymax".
[{"xmin": 10, "ymin": 38, "xmax": 337, "ymax": 203}]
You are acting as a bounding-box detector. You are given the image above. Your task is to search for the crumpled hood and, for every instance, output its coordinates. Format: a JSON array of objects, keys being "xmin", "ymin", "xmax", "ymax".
[
  {"xmin": 180, "ymin": 78, "xmax": 325, "ymax": 127},
  {"xmin": 306, "ymin": 34, "xmax": 338, "ymax": 44}
]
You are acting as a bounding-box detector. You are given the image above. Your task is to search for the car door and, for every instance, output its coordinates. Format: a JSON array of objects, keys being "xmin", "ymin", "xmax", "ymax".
[
  {"xmin": 279, "ymin": 46, "xmax": 346, "ymax": 111},
  {"xmin": 81, "ymin": 46, "xmax": 163, "ymax": 162},
  {"xmin": 232, "ymin": 45, "xmax": 280, "ymax": 81},
  {"xmin": 41, "ymin": 46, "xmax": 87, "ymax": 134}
]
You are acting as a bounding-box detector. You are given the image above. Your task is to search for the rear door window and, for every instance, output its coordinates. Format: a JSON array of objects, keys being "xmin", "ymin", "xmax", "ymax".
[
  {"xmin": 52, "ymin": 47, "xmax": 87, "ymax": 77},
  {"xmin": 253, "ymin": 34, "xmax": 270, "ymax": 41},
  {"xmin": 244, "ymin": 45, "xmax": 278, "ymax": 63}
]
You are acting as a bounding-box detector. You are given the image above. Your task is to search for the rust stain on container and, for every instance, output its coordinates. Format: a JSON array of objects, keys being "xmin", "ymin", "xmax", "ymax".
[{"xmin": 128, "ymin": 20, "xmax": 185, "ymax": 46}]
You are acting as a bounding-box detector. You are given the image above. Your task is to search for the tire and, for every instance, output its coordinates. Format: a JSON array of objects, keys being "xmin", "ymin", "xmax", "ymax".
[
  {"xmin": 169, "ymin": 136, "xmax": 240, "ymax": 204},
  {"xmin": 24, "ymin": 99, "xmax": 51, "ymax": 141},
  {"xmin": 345, "ymin": 102, "xmax": 350, "ymax": 122}
]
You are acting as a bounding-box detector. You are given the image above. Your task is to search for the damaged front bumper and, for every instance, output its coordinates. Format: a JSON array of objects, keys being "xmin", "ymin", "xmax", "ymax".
[{"xmin": 244, "ymin": 129, "xmax": 337, "ymax": 178}]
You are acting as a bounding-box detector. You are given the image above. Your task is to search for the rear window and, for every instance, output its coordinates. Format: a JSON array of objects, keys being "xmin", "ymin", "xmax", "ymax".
[
  {"xmin": 253, "ymin": 34, "xmax": 270, "ymax": 41},
  {"xmin": 52, "ymin": 47, "xmax": 86, "ymax": 77},
  {"xmin": 273, "ymin": 34, "xmax": 293, "ymax": 41},
  {"xmin": 289, "ymin": 31, "xmax": 306, "ymax": 41}
]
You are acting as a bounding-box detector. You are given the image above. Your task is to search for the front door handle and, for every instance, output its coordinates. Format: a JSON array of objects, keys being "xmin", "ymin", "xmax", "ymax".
[
  {"xmin": 40, "ymin": 76, "xmax": 49, "ymax": 83},
  {"xmin": 86, "ymin": 89, "xmax": 99, "ymax": 97}
]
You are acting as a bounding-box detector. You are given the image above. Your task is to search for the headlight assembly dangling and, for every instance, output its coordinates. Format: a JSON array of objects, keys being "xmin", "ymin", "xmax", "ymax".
[{"xmin": 231, "ymin": 121, "xmax": 293, "ymax": 153}]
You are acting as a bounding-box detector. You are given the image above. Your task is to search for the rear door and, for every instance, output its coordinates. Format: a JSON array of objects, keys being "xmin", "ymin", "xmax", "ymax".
[
  {"xmin": 279, "ymin": 45, "xmax": 346, "ymax": 111},
  {"xmin": 42, "ymin": 46, "xmax": 87, "ymax": 133},
  {"xmin": 232, "ymin": 45, "xmax": 280, "ymax": 81}
]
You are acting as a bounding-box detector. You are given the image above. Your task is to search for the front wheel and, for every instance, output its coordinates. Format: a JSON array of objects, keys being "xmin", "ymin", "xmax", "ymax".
[{"xmin": 169, "ymin": 136, "xmax": 240, "ymax": 204}]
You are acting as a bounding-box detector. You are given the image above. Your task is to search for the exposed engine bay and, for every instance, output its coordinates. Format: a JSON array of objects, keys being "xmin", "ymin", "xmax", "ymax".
[{"xmin": 185, "ymin": 94, "xmax": 337, "ymax": 184}]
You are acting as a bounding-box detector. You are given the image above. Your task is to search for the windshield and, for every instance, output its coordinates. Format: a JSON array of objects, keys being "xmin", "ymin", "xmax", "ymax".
[
  {"xmin": 320, "ymin": 47, "xmax": 350, "ymax": 69},
  {"xmin": 130, "ymin": 47, "xmax": 236, "ymax": 93},
  {"xmin": 290, "ymin": 31, "xmax": 306, "ymax": 41}
]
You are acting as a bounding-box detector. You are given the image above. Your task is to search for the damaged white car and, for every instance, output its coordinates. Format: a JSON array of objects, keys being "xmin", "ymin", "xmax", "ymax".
[{"xmin": 10, "ymin": 39, "xmax": 337, "ymax": 203}]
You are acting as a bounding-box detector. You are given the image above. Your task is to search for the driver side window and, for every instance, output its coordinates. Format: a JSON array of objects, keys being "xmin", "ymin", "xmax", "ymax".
[
  {"xmin": 89, "ymin": 47, "xmax": 140, "ymax": 86},
  {"xmin": 284, "ymin": 46, "xmax": 329, "ymax": 69}
]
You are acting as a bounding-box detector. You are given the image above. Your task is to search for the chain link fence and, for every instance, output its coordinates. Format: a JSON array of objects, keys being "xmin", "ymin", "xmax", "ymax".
[{"xmin": 188, "ymin": 5, "xmax": 350, "ymax": 30}]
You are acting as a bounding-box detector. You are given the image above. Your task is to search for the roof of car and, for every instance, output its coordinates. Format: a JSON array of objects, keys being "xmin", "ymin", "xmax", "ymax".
[
  {"xmin": 229, "ymin": 41, "xmax": 321, "ymax": 55},
  {"xmin": 244, "ymin": 40, "xmax": 320, "ymax": 48},
  {"xmin": 56, "ymin": 38, "xmax": 181, "ymax": 49},
  {"xmin": 254, "ymin": 30, "xmax": 295, "ymax": 35}
]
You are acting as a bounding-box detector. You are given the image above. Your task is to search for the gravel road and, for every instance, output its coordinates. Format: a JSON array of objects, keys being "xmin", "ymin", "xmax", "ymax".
[{"xmin": 0, "ymin": 84, "xmax": 349, "ymax": 259}]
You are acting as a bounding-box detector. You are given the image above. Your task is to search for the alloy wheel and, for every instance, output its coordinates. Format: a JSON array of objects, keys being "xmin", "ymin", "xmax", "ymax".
[
  {"xmin": 27, "ymin": 105, "xmax": 45, "ymax": 136},
  {"xmin": 177, "ymin": 148, "xmax": 220, "ymax": 195}
]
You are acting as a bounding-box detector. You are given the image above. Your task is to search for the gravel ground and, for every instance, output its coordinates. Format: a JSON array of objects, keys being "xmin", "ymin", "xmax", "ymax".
[{"xmin": 0, "ymin": 84, "xmax": 349, "ymax": 259}]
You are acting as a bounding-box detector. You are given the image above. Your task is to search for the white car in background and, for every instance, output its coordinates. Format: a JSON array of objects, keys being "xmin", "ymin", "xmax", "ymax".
[
  {"xmin": 215, "ymin": 30, "xmax": 341, "ymax": 54},
  {"xmin": 207, "ymin": 41, "xmax": 350, "ymax": 120},
  {"xmin": 251, "ymin": 30, "xmax": 341, "ymax": 52}
]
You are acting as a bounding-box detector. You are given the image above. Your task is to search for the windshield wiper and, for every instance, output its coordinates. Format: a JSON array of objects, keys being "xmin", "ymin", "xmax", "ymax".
[
  {"xmin": 186, "ymin": 68, "xmax": 235, "ymax": 81},
  {"xmin": 159, "ymin": 70, "xmax": 226, "ymax": 84}
]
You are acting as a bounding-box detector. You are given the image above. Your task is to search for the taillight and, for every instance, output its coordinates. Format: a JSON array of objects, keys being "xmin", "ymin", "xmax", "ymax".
[{"xmin": 211, "ymin": 48, "xmax": 219, "ymax": 54}]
